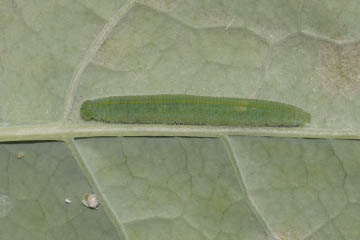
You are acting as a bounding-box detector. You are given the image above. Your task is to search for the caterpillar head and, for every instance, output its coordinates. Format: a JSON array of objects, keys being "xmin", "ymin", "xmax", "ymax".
[{"xmin": 80, "ymin": 100, "xmax": 95, "ymax": 121}]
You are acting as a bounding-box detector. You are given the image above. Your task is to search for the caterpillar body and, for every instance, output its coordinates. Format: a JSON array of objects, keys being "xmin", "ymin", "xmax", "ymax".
[{"xmin": 80, "ymin": 94, "xmax": 311, "ymax": 127}]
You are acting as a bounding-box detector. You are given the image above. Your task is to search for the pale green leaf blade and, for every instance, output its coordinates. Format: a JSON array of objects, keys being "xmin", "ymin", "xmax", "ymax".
[
  {"xmin": 0, "ymin": 142, "xmax": 122, "ymax": 240},
  {"xmin": 1, "ymin": 0, "xmax": 360, "ymax": 239},
  {"xmin": 75, "ymin": 137, "xmax": 271, "ymax": 240}
]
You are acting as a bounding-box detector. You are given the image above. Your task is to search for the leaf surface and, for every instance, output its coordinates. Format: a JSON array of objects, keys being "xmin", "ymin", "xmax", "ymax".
[{"xmin": 1, "ymin": 0, "xmax": 360, "ymax": 239}]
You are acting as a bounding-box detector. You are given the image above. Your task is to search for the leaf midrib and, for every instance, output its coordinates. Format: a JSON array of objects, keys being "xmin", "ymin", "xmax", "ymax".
[{"xmin": 0, "ymin": 124, "xmax": 358, "ymax": 142}]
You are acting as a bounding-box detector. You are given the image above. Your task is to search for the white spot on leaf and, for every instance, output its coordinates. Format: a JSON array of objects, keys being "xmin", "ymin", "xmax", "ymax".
[{"xmin": 82, "ymin": 193, "xmax": 100, "ymax": 209}]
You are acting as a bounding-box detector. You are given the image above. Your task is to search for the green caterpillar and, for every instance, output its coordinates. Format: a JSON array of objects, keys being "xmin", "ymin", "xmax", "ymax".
[{"xmin": 80, "ymin": 94, "xmax": 311, "ymax": 127}]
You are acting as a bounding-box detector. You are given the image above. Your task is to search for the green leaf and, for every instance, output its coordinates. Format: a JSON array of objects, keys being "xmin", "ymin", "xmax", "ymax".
[
  {"xmin": 1, "ymin": 0, "xmax": 360, "ymax": 239},
  {"xmin": 0, "ymin": 142, "xmax": 122, "ymax": 239}
]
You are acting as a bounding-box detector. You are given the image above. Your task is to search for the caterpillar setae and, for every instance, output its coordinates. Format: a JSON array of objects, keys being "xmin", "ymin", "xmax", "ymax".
[{"xmin": 80, "ymin": 94, "xmax": 311, "ymax": 127}]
